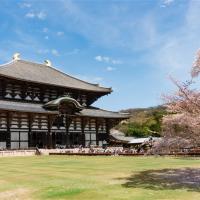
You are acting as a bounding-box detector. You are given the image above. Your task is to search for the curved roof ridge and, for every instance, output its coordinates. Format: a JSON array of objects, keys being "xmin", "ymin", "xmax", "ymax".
[
  {"xmin": 19, "ymin": 60, "xmax": 112, "ymax": 91},
  {"xmin": 43, "ymin": 96, "xmax": 83, "ymax": 110},
  {"xmin": 0, "ymin": 59, "xmax": 16, "ymax": 68}
]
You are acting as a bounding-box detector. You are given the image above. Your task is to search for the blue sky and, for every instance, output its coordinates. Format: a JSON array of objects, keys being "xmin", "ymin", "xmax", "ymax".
[{"xmin": 0, "ymin": 0, "xmax": 200, "ymax": 111}]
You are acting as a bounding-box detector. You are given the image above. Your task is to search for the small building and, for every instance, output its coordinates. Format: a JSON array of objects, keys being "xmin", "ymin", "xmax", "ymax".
[
  {"xmin": 110, "ymin": 129, "xmax": 160, "ymax": 149},
  {"xmin": 109, "ymin": 129, "xmax": 135, "ymax": 146},
  {"xmin": 0, "ymin": 53, "xmax": 129, "ymax": 149}
]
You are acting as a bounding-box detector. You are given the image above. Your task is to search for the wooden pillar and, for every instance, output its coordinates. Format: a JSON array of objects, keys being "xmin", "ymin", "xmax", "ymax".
[
  {"xmin": 106, "ymin": 119, "xmax": 111, "ymax": 143},
  {"xmin": 65, "ymin": 116, "xmax": 69, "ymax": 147},
  {"xmin": 65, "ymin": 116, "xmax": 72, "ymax": 147},
  {"xmin": 28, "ymin": 114, "xmax": 34, "ymax": 148},
  {"xmin": 6, "ymin": 112, "xmax": 11, "ymax": 149},
  {"xmin": 42, "ymin": 131, "xmax": 46, "ymax": 148},
  {"xmin": 47, "ymin": 115, "xmax": 57, "ymax": 148},
  {"xmin": 96, "ymin": 118, "xmax": 100, "ymax": 146},
  {"xmin": 63, "ymin": 118, "xmax": 67, "ymax": 147},
  {"xmin": 53, "ymin": 132, "xmax": 56, "ymax": 148},
  {"xmin": 105, "ymin": 119, "xmax": 119, "ymax": 144},
  {"xmin": 48, "ymin": 115, "xmax": 52, "ymax": 149},
  {"xmin": 19, "ymin": 131, "xmax": 21, "ymax": 149},
  {"xmin": 81, "ymin": 117, "xmax": 89, "ymax": 147},
  {"xmin": 45, "ymin": 132, "xmax": 48, "ymax": 149},
  {"xmin": 47, "ymin": 132, "xmax": 52, "ymax": 149},
  {"xmin": 81, "ymin": 118, "xmax": 85, "ymax": 146}
]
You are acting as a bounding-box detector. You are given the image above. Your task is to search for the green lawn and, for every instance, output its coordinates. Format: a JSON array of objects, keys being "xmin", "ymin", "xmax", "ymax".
[{"xmin": 0, "ymin": 156, "xmax": 199, "ymax": 200}]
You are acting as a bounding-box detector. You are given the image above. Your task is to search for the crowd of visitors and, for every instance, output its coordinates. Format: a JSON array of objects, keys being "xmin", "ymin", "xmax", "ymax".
[{"xmin": 52, "ymin": 145, "xmax": 147, "ymax": 155}]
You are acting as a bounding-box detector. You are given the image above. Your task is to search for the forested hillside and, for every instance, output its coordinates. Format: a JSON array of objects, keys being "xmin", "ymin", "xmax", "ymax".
[{"xmin": 116, "ymin": 106, "xmax": 167, "ymax": 137}]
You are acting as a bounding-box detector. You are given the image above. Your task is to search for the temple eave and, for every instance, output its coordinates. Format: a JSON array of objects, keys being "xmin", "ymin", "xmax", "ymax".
[{"xmin": 0, "ymin": 100, "xmax": 128, "ymax": 119}]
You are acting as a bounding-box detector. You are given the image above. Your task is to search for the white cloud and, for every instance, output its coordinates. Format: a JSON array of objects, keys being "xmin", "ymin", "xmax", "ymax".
[
  {"xmin": 19, "ymin": 2, "xmax": 31, "ymax": 8},
  {"xmin": 95, "ymin": 55, "xmax": 122, "ymax": 65},
  {"xmin": 161, "ymin": 0, "xmax": 174, "ymax": 7},
  {"xmin": 37, "ymin": 11, "xmax": 46, "ymax": 20},
  {"xmin": 25, "ymin": 12, "xmax": 35, "ymax": 18},
  {"xmin": 57, "ymin": 31, "xmax": 64, "ymax": 36},
  {"xmin": 106, "ymin": 66, "xmax": 116, "ymax": 71},
  {"xmin": 51, "ymin": 49, "xmax": 59, "ymax": 56},
  {"xmin": 95, "ymin": 55, "xmax": 103, "ymax": 62},
  {"xmin": 25, "ymin": 11, "xmax": 46, "ymax": 20}
]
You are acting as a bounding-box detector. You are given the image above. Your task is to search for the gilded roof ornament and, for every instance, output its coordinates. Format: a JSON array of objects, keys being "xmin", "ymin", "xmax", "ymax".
[
  {"xmin": 44, "ymin": 59, "xmax": 52, "ymax": 67},
  {"xmin": 13, "ymin": 53, "xmax": 20, "ymax": 61}
]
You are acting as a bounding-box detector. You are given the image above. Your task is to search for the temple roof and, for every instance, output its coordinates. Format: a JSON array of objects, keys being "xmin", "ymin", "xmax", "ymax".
[
  {"xmin": 0, "ymin": 100, "xmax": 129, "ymax": 119},
  {"xmin": 0, "ymin": 59, "xmax": 112, "ymax": 93}
]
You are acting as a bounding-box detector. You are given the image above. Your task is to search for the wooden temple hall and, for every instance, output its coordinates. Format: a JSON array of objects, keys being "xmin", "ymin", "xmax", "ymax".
[{"xmin": 0, "ymin": 53, "xmax": 128, "ymax": 149}]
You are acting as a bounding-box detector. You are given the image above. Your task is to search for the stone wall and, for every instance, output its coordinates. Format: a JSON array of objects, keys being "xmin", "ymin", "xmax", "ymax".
[{"xmin": 0, "ymin": 150, "xmax": 36, "ymax": 157}]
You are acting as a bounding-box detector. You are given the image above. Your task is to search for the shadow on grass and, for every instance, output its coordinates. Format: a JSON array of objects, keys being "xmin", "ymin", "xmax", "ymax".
[{"xmin": 120, "ymin": 168, "xmax": 200, "ymax": 192}]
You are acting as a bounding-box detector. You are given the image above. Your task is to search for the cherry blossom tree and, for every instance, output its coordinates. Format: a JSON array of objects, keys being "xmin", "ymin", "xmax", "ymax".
[{"xmin": 159, "ymin": 50, "xmax": 200, "ymax": 152}]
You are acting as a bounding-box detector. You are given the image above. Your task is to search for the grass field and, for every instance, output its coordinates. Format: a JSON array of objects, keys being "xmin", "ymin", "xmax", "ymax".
[{"xmin": 0, "ymin": 156, "xmax": 200, "ymax": 200}]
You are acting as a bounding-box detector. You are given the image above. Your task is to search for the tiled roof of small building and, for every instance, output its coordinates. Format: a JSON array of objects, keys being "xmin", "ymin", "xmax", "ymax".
[
  {"xmin": 0, "ymin": 60, "xmax": 112, "ymax": 93},
  {"xmin": 110, "ymin": 129, "xmax": 135, "ymax": 143},
  {"xmin": 78, "ymin": 107, "xmax": 129, "ymax": 119}
]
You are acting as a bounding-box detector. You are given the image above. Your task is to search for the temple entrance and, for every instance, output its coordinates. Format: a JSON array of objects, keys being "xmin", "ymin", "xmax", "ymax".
[
  {"xmin": 52, "ymin": 132, "xmax": 66, "ymax": 148},
  {"xmin": 69, "ymin": 132, "xmax": 85, "ymax": 147},
  {"xmin": 31, "ymin": 132, "xmax": 47, "ymax": 148}
]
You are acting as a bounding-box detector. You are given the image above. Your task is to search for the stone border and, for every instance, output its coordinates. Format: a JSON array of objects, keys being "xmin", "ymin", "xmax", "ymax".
[{"xmin": 0, "ymin": 150, "xmax": 36, "ymax": 157}]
